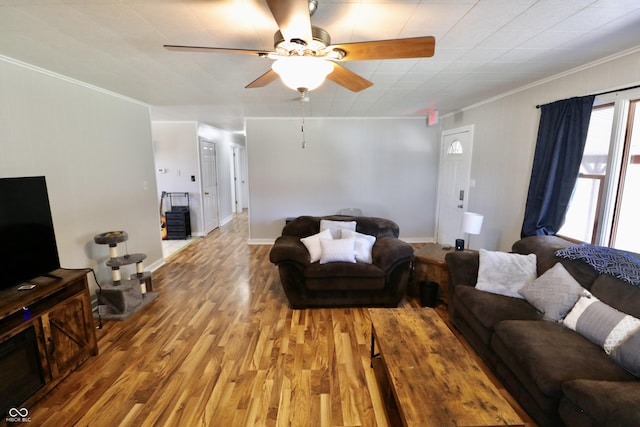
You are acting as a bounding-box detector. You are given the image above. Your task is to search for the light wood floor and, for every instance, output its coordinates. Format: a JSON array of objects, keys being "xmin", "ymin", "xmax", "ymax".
[{"xmin": 30, "ymin": 212, "xmax": 535, "ymax": 427}]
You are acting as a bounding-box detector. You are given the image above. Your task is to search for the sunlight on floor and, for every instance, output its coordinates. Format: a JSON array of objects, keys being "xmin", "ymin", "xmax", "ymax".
[{"xmin": 161, "ymin": 237, "xmax": 197, "ymax": 259}]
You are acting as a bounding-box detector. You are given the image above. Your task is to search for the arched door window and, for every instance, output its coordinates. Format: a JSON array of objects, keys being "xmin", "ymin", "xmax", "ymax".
[{"xmin": 447, "ymin": 140, "xmax": 463, "ymax": 155}]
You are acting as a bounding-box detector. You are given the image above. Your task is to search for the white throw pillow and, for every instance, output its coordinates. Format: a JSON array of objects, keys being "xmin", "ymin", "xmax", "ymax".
[
  {"xmin": 341, "ymin": 229, "xmax": 376, "ymax": 263},
  {"xmin": 320, "ymin": 219, "xmax": 356, "ymax": 239},
  {"xmin": 300, "ymin": 228, "xmax": 333, "ymax": 263},
  {"xmin": 475, "ymin": 249, "xmax": 537, "ymax": 299},
  {"xmin": 319, "ymin": 237, "xmax": 356, "ymax": 264}
]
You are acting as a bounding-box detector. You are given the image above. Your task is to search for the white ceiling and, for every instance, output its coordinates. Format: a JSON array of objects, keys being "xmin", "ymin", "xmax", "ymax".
[{"xmin": 1, "ymin": 0, "xmax": 640, "ymax": 132}]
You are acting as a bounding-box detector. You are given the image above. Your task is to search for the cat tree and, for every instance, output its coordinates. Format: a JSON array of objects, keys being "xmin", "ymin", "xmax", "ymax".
[{"xmin": 93, "ymin": 230, "xmax": 158, "ymax": 320}]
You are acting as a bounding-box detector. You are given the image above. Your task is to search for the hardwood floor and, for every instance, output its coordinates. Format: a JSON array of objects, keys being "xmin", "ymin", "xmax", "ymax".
[{"xmin": 29, "ymin": 212, "xmax": 535, "ymax": 427}]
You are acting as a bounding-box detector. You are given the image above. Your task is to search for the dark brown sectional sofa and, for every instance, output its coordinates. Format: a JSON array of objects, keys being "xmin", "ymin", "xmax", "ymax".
[
  {"xmin": 446, "ymin": 235, "xmax": 640, "ymax": 427},
  {"xmin": 269, "ymin": 215, "xmax": 414, "ymax": 308}
]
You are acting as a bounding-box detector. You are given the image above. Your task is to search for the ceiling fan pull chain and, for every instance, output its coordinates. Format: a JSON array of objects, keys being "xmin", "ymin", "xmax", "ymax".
[{"xmin": 300, "ymin": 89, "xmax": 307, "ymax": 148}]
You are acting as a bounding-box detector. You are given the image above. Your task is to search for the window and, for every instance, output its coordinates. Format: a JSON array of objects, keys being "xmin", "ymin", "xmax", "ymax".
[
  {"xmin": 559, "ymin": 105, "xmax": 613, "ymax": 242},
  {"xmin": 559, "ymin": 93, "xmax": 640, "ymax": 253},
  {"xmin": 447, "ymin": 140, "xmax": 463, "ymax": 155},
  {"xmin": 612, "ymin": 102, "xmax": 640, "ymax": 251}
]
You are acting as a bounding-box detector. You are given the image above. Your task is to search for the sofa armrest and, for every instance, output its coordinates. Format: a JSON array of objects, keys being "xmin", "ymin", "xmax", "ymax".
[
  {"xmin": 371, "ymin": 237, "xmax": 414, "ymax": 272},
  {"xmin": 445, "ymin": 251, "xmax": 479, "ymax": 290},
  {"xmin": 269, "ymin": 235, "xmax": 311, "ymax": 265}
]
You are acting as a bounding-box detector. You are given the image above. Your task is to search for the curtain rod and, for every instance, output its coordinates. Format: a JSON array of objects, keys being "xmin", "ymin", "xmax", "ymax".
[{"xmin": 535, "ymin": 83, "xmax": 640, "ymax": 109}]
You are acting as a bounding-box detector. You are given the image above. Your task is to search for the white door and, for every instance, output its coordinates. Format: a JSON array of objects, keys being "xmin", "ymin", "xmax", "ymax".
[
  {"xmin": 200, "ymin": 139, "xmax": 219, "ymax": 234},
  {"xmin": 436, "ymin": 126, "xmax": 474, "ymax": 246},
  {"xmin": 232, "ymin": 146, "xmax": 243, "ymax": 213}
]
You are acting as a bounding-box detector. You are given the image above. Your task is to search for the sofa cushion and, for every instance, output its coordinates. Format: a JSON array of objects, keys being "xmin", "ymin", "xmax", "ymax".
[
  {"xmin": 492, "ymin": 320, "xmax": 635, "ymax": 402},
  {"xmin": 556, "ymin": 244, "xmax": 640, "ymax": 287},
  {"xmin": 453, "ymin": 285, "xmax": 541, "ymax": 346},
  {"xmin": 591, "ymin": 274, "xmax": 640, "ymax": 319},
  {"xmin": 319, "ymin": 237, "xmax": 356, "ymax": 264},
  {"xmin": 563, "ymin": 293, "xmax": 640, "ymax": 354},
  {"xmin": 561, "ymin": 379, "xmax": 640, "ymax": 427},
  {"xmin": 518, "ymin": 262, "xmax": 585, "ymax": 321},
  {"xmin": 282, "ymin": 215, "xmax": 399, "ymax": 239},
  {"xmin": 512, "ymin": 235, "xmax": 600, "ymax": 289},
  {"xmin": 320, "ymin": 219, "xmax": 356, "ymax": 239},
  {"xmin": 475, "ymin": 249, "xmax": 537, "ymax": 298},
  {"xmin": 305, "ymin": 262, "xmax": 384, "ymax": 291},
  {"xmin": 300, "ymin": 229, "xmax": 333, "ymax": 263}
]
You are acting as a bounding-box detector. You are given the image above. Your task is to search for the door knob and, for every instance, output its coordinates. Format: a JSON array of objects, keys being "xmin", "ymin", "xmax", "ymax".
[
  {"xmin": 457, "ymin": 204, "xmax": 463, "ymax": 209},
  {"xmin": 205, "ymin": 192, "xmax": 209, "ymax": 195}
]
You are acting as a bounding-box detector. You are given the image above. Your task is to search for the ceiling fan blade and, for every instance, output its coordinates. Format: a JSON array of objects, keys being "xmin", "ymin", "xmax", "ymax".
[
  {"xmin": 326, "ymin": 62, "xmax": 373, "ymax": 93},
  {"xmin": 266, "ymin": 0, "xmax": 312, "ymax": 45},
  {"xmin": 331, "ymin": 36, "xmax": 435, "ymax": 61},
  {"xmin": 245, "ymin": 69, "xmax": 280, "ymax": 89},
  {"xmin": 164, "ymin": 45, "xmax": 272, "ymax": 56}
]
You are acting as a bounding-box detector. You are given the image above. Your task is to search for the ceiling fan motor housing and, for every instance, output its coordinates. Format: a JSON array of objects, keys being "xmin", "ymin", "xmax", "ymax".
[{"xmin": 274, "ymin": 26, "xmax": 332, "ymax": 56}]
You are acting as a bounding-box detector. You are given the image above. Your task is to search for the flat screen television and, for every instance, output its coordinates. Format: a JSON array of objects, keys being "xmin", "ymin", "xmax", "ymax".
[{"xmin": 0, "ymin": 176, "xmax": 61, "ymax": 290}]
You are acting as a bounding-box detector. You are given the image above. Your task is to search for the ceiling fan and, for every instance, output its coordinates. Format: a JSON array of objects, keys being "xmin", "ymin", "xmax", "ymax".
[{"xmin": 164, "ymin": 0, "xmax": 435, "ymax": 93}]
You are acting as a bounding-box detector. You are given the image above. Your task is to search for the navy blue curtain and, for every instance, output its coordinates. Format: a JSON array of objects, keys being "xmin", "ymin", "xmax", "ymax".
[{"xmin": 521, "ymin": 95, "xmax": 595, "ymax": 237}]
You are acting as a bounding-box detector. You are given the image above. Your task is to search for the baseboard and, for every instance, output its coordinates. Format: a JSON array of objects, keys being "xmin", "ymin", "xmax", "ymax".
[
  {"xmin": 248, "ymin": 238, "xmax": 276, "ymax": 245},
  {"xmin": 401, "ymin": 237, "xmax": 436, "ymax": 244},
  {"xmin": 148, "ymin": 258, "xmax": 165, "ymax": 272},
  {"xmin": 220, "ymin": 215, "xmax": 234, "ymax": 226}
]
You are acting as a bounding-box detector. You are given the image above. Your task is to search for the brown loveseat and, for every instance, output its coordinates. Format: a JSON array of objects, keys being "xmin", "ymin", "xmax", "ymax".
[
  {"xmin": 269, "ymin": 215, "xmax": 414, "ymax": 308},
  {"xmin": 446, "ymin": 235, "xmax": 640, "ymax": 427}
]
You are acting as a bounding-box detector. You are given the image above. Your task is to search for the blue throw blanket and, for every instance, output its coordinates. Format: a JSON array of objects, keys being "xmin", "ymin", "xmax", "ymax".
[{"xmin": 556, "ymin": 244, "xmax": 640, "ymax": 287}]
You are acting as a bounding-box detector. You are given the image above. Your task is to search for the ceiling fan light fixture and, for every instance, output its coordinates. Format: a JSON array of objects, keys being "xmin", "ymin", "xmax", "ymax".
[{"xmin": 272, "ymin": 56, "xmax": 333, "ymax": 91}]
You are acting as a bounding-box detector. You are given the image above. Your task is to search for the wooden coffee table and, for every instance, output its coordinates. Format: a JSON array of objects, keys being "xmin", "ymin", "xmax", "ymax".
[{"xmin": 369, "ymin": 308, "xmax": 524, "ymax": 427}]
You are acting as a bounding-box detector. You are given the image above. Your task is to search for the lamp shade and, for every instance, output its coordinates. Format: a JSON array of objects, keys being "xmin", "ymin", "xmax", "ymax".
[
  {"xmin": 462, "ymin": 212, "xmax": 484, "ymax": 235},
  {"xmin": 272, "ymin": 56, "xmax": 333, "ymax": 91}
]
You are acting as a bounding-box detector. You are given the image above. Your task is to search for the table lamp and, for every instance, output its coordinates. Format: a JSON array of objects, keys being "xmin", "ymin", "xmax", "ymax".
[{"xmin": 458, "ymin": 212, "xmax": 484, "ymax": 250}]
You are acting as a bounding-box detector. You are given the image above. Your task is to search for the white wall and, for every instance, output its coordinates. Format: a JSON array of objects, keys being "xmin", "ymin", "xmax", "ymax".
[
  {"xmin": 0, "ymin": 56, "xmax": 162, "ymax": 295},
  {"xmin": 440, "ymin": 47, "xmax": 640, "ymax": 251},
  {"xmin": 152, "ymin": 121, "xmax": 238, "ymax": 235},
  {"xmin": 246, "ymin": 117, "xmax": 440, "ymax": 242},
  {"xmin": 152, "ymin": 122, "xmax": 202, "ymax": 234}
]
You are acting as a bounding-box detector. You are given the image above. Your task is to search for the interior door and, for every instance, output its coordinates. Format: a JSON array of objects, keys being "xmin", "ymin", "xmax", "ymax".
[
  {"xmin": 232, "ymin": 146, "xmax": 243, "ymax": 213},
  {"xmin": 436, "ymin": 126, "xmax": 474, "ymax": 246},
  {"xmin": 200, "ymin": 139, "xmax": 219, "ymax": 234}
]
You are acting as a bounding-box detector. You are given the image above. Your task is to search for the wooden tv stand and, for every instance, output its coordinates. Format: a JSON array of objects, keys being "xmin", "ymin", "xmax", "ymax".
[{"xmin": 0, "ymin": 268, "xmax": 98, "ymax": 412}]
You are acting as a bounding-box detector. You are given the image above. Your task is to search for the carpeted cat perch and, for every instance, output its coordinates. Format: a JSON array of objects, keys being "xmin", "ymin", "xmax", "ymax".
[{"xmin": 93, "ymin": 230, "xmax": 158, "ymax": 320}]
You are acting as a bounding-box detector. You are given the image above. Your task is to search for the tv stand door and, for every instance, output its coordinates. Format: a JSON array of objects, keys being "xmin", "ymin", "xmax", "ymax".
[{"xmin": 41, "ymin": 291, "xmax": 95, "ymax": 379}]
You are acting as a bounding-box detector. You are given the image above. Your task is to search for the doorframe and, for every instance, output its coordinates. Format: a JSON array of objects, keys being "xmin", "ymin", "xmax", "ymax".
[
  {"xmin": 435, "ymin": 124, "xmax": 475, "ymax": 244},
  {"xmin": 198, "ymin": 137, "xmax": 220, "ymax": 235}
]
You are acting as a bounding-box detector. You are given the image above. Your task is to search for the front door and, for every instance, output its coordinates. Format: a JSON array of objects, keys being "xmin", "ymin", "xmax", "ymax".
[
  {"xmin": 200, "ymin": 139, "xmax": 219, "ymax": 234},
  {"xmin": 436, "ymin": 126, "xmax": 474, "ymax": 246}
]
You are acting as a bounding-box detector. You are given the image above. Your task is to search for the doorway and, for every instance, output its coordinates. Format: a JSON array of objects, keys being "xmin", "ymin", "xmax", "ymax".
[
  {"xmin": 200, "ymin": 138, "xmax": 219, "ymax": 234},
  {"xmin": 436, "ymin": 125, "xmax": 474, "ymax": 246},
  {"xmin": 232, "ymin": 146, "xmax": 248, "ymax": 213}
]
